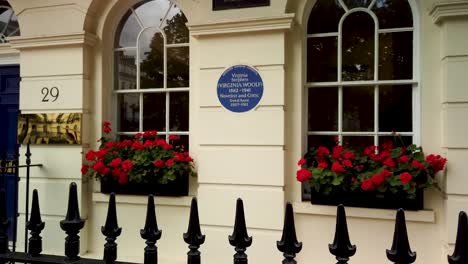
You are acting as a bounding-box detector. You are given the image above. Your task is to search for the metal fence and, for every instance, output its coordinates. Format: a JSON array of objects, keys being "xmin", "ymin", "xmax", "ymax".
[{"xmin": 0, "ymin": 182, "xmax": 467, "ymax": 264}]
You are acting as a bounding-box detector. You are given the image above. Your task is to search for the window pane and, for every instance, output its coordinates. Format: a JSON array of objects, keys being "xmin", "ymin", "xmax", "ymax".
[
  {"xmin": 308, "ymin": 135, "xmax": 337, "ymax": 151},
  {"xmin": 169, "ymin": 92, "xmax": 189, "ymax": 131},
  {"xmin": 379, "ymin": 85, "xmax": 412, "ymax": 132},
  {"xmin": 307, "ymin": 0, "xmax": 344, "ymax": 34},
  {"xmin": 118, "ymin": 94, "xmax": 139, "ymax": 132},
  {"xmin": 114, "ymin": 50, "xmax": 137, "ymax": 90},
  {"xmin": 163, "ymin": 5, "xmax": 189, "ymax": 44},
  {"xmin": 307, "ymin": 37, "xmax": 337, "ymax": 82},
  {"xmin": 167, "ymin": 47, "xmax": 189, "ymax": 88},
  {"xmin": 134, "ymin": 0, "xmax": 171, "ymax": 28},
  {"xmin": 139, "ymin": 28, "xmax": 164, "ymax": 89},
  {"xmin": 172, "ymin": 135, "xmax": 189, "ymax": 151},
  {"xmin": 0, "ymin": 8, "xmax": 20, "ymax": 39},
  {"xmin": 308, "ymin": 87, "xmax": 338, "ymax": 131},
  {"xmin": 342, "ymin": 136, "xmax": 374, "ymax": 150},
  {"xmin": 115, "ymin": 10, "xmax": 140, "ymax": 48},
  {"xmin": 371, "ymin": 0, "xmax": 413, "ymax": 29},
  {"xmin": 379, "ymin": 136, "xmax": 412, "ymax": 148},
  {"xmin": 342, "ymin": 0, "xmax": 373, "ymax": 9},
  {"xmin": 343, "ymin": 86, "xmax": 374, "ymax": 131},
  {"xmin": 143, "ymin": 93, "xmax": 166, "ymax": 131},
  {"xmin": 342, "ymin": 12, "xmax": 375, "ymax": 81},
  {"xmin": 379, "ymin": 32, "xmax": 413, "ymax": 80}
]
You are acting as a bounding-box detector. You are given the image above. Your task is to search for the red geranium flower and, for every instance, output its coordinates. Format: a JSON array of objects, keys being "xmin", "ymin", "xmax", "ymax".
[
  {"xmin": 153, "ymin": 159, "xmax": 165, "ymax": 168},
  {"xmin": 121, "ymin": 160, "xmax": 133, "ymax": 172},
  {"xmin": 317, "ymin": 162, "xmax": 328, "ymax": 169},
  {"xmin": 400, "ymin": 172, "xmax": 412, "ymax": 184},
  {"xmin": 81, "ymin": 164, "xmax": 89, "ymax": 175},
  {"xmin": 398, "ymin": 155, "xmax": 409, "ymax": 163},
  {"xmin": 85, "ymin": 150, "xmax": 95, "ymax": 161},
  {"xmin": 298, "ymin": 158, "xmax": 306, "ymax": 166},
  {"xmin": 296, "ymin": 168, "xmax": 311, "ymax": 182},
  {"xmin": 110, "ymin": 158, "xmax": 122, "ymax": 168},
  {"xmin": 412, "ymin": 160, "xmax": 426, "ymax": 170},
  {"xmin": 426, "ymin": 154, "xmax": 447, "ymax": 173},
  {"xmin": 331, "ymin": 161, "xmax": 345, "ymax": 173},
  {"xmin": 316, "ymin": 146, "xmax": 330, "ymax": 157},
  {"xmin": 361, "ymin": 179, "xmax": 374, "ymax": 191},
  {"xmin": 383, "ymin": 158, "xmax": 396, "ymax": 168},
  {"xmin": 343, "ymin": 151, "xmax": 355, "ymax": 160},
  {"xmin": 371, "ymin": 174, "xmax": 384, "ymax": 186},
  {"xmin": 166, "ymin": 159, "xmax": 174, "ymax": 167}
]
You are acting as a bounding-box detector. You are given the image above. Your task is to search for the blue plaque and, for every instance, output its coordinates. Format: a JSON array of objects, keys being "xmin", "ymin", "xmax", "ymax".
[{"xmin": 217, "ymin": 65, "xmax": 264, "ymax": 113}]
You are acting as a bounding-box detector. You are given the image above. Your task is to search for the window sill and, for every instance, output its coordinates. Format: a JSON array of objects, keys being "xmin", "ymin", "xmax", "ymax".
[
  {"xmin": 293, "ymin": 202, "xmax": 435, "ymax": 223},
  {"xmin": 92, "ymin": 192, "xmax": 193, "ymax": 207}
]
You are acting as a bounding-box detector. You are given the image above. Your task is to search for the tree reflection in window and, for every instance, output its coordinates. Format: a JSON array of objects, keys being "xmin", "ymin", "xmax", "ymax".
[
  {"xmin": 0, "ymin": 2, "xmax": 20, "ymax": 43},
  {"xmin": 114, "ymin": 0, "xmax": 189, "ymax": 148}
]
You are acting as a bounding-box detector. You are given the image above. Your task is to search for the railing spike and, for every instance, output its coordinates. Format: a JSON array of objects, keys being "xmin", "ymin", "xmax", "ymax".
[
  {"xmin": 0, "ymin": 189, "xmax": 9, "ymax": 254},
  {"xmin": 277, "ymin": 203, "xmax": 302, "ymax": 264},
  {"xmin": 329, "ymin": 204, "xmax": 356, "ymax": 264},
  {"xmin": 183, "ymin": 197, "xmax": 205, "ymax": 264},
  {"xmin": 59, "ymin": 182, "xmax": 85, "ymax": 260},
  {"xmin": 228, "ymin": 198, "xmax": 252, "ymax": 264},
  {"xmin": 386, "ymin": 208, "xmax": 416, "ymax": 264},
  {"xmin": 448, "ymin": 211, "xmax": 468, "ymax": 263},
  {"xmin": 27, "ymin": 189, "xmax": 45, "ymax": 256},
  {"xmin": 140, "ymin": 195, "xmax": 162, "ymax": 264},
  {"xmin": 101, "ymin": 193, "xmax": 122, "ymax": 264}
]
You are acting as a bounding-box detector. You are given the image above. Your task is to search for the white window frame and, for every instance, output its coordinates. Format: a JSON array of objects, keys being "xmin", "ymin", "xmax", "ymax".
[
  {"xmin": 304, "ymin": 0, "xmax": 420, "ymax": 149},
  {"xmin": 113, "ymin": 0, "xmax": 190, "ymax": 141}
]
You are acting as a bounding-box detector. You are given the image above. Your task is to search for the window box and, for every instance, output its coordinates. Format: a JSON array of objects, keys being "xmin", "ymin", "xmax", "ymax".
[{"xmin": 100, "ymin": 174, "xmax": 189, "ymax": 197}]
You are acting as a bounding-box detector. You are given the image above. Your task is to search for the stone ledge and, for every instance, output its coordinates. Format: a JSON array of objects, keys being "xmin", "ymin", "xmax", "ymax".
[
  {"xmin": 293, "ymin": 202, "xmax": 435, "ymax": 223},
  {"xmin": 430, "ymin": 1, "xmax": 468, "ymax": 24},
  {"xmin": 7, "ymin": 32, "xmax": 98, "ymax": 49},
  {"xmin": 92, "ymin": 192, "xmax": 193, "ymax": 207}
]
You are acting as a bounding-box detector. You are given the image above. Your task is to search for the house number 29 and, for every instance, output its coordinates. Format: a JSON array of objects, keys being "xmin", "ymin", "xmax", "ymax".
[{"xmin": 41, "ymin": 87, "xmax": 60, "ymax": 102}]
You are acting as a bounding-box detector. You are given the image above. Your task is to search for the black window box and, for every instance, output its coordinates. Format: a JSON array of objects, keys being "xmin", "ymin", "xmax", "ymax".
[{"xmin": 100, "ymin": 175, "xmax": 189, "ymax": 197}]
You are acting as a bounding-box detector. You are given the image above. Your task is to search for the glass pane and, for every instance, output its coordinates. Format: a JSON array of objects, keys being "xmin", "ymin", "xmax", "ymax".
[
  {"xmin": 342, "ymin": 12, "xmax": 375, "ymax": 81},
  {"xmin": 307, "ymin": 37, "xmax": 337, "ymax": 82},
  {"xmin": 308, "ymin": 135, "xmax": 337, "ymax": 151},
  {"xmin": 308, "ymin": 87, "xmax": 338, "ymax": 131},
  {"xmin": 343, "ymin": 0, "xmax": 373, "ymax": 9},
  {"xmin": 307, "ymin": 0, "xmax": 345, "ymax": 34},
  {"xmin": 342, "ymin": 136, "xmax": 374, "ymax": 150},
  {"xmin": 143, "ymin": 93, "xmax": 166, "ymax": 131},
  {"xmin": 169, "ymin": 92, "xmax": 189, "ymax": 131},
  {"xmin": 118, "ymin": 94, "xmax": 139, "ymax": 132},
  {"xmin": 167, "ymin": 47, "xmax": 189, "ymax": 88},
  {"xmin": 163, "ymin": 4, "xmax": 189, "ymax": 44},
  {"xmin": 372, "ymin": 0, "xmax": 413, "ymax": 29},
  {"xmin": 379, "ymin": 136, "xmax": 412, "ymax": 148},
  {"xmin": 139, "ymin": 28, "xmax": 164, "ymax": 89},
  {"xmin": 172, "ymin": 134, "xmax": 189, "ymax": 151},
  {"xmin": 134, "ymin": 0, "xmax": 171, "ymax": 28},
  {"xmin": 343, "ymin": 86, "xmax": 374, "ymax": 131},
  {"xmin": 114, "ymin": 50, "xmax": 137, "ymax": 90},
  {"xmin": 115, "ymin": 9, "xmax": 141, "ymax": 48},
  {"xmin": 379, "ymin": 85, "xmax": 412, "ymax": 132},
  {"xmin": 379, "ymin": 32, "xmax": 413, "ymax": 80}
]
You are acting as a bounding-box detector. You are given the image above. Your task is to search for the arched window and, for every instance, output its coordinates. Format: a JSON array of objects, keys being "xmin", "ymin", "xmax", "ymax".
[
  {"xmin": 306, "ymin": 0, "xmax": 416, "ymax": 150},
  {"xmin": 114, "ymin": 0, "xmax": 189, "ymax": 147},
  {"xmin": 0, "ymin": 0, "xmax": 20, "ymax": 43}
]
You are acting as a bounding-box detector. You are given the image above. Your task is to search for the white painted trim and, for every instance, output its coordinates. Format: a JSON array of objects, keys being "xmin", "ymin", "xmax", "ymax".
[
  {"xmin": 0, "ymin": 44, "xmax": 19, "ymax": 65},
  {"xmin": 7, "ymin": 32, "xmax": 98, "ymax": 49},
  {"xmin": 430, "ymin": 1, "xmax": 468, "ymax": 24},
  {"xmin": 188, "ymin": 14, "xmax": 295, "ymax": 37}
]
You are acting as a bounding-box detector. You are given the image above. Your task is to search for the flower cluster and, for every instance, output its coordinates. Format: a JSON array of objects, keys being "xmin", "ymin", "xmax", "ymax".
[
  {"xmin": 82, "ymin": 122, "xmax": 195, "ymax": 185},
  {"xmin": 297, "ymin": 142, "xmax": 447, "ymax": 199}
]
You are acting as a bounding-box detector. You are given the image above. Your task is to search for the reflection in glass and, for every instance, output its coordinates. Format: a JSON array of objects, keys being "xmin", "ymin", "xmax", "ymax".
[
  {"xmin": 307, "ymin": 37, "xmax": 337, "ymax": 82},
  {"xmin": 115, "ymin": 10, "xmax": 140, "ymax": 48},
  {"xmin": 307, "ymin": 0, "xmax": 344, "ymax": 34},
  {"xmin": 308, "ymin": 135, "xmax": 337, "ymax": 151},
  {"xmin": 379, "ymin": 85, "xmax": 412, "ymax": 132},
  {"xmin": 342, "ymin": 12, "xmax": 374, "ymax": 81},
  {"xmin": 143, "ymin": 93, "xmax": 166, "ymax": 131},
  {"xmin": 372, "ymin": 0, "xmax": 413, "ymax": 29},
  {"xmin": 169, "ymin": 92, "xmax": 189, "ymax": 131},
  {"xmin": 114, "ymin": 50, "xmax": 137, "ymax": 90},
  {"xmin": 163, "ymin": 5, "xmax": 189, "ymax": 44},
  {"xmin": 308, "ymin": 87, "xmax": 338, "ymax": 131},
  {"xmin": 167, "ymin": 47, "xmax": 189, "ymax": 88},
  {"xmin": 134, "ymin": 0, "xmax": 171, "ymax": 28},
  {"xmin": 175, "ymin": 135, "xmax": 189, "ymax": 151},
  {"xmin": 139, "ymin": 28, "xmax": 164, "ymax": 89},
  {"xmin": 342, "ymin": 0, "xmax": 373, "ymax": 9},
  {"xmin": 0, "ymin": 7, "xmax": 20, "ymax": 43},
  {"xmin": 342, "ymin": 136, "xmax": 374, "ymax": 150},
  {"xmin": 343, "ymin": 86, "xmax": 374, "ymax": 131},
  {"xmin": 379, "ymin": 136, "xmax": 412, "ymax": 147},
  {"xmin": 379, "ymin": 32, "xmax": 412, "ymax": 80},
  {"xmin": 118, "ymin": 94, "xmax": 139, "ymax": 132}
]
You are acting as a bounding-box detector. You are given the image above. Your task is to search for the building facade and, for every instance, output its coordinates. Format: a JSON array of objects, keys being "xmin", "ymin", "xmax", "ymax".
[{"xmin": 0, "ymin": 0, "xmax": 467, "ymax": 263}]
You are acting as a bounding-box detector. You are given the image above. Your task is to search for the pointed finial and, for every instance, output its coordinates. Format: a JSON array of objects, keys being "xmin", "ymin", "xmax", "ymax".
[
  {"xmin": 183, "ymin": 198, "xmax": 205, "ymax": 264},
  {"xmin": 101, "ymin": 193, "xmax": 122, "ymax": 264},
  {"xmin": 60, "ymin": 182, "xmax": 85, "ymax": 260},
  {"xmin": 0, "ymin": 189, "xmax": 10, "ymax": 253},
  {"xmin": 140, "ymin": 195, "xmax": 162, "ymax": 264},
  {"xmin": 386, "ymin": 208, "xmax": 416, "ymax": 264},
  {"xmin": 27, "ymin": 190, "xmax": 45, "ymax": 256},
  {"xmin": 277, "ymin": 203, "xmax": 302, "ymax": 264},
  {"xmin": 448, "ymin": 211, "xmax": 468, "ymax": 263},
  {"xmin": 329, "ymin": 205, "xmax": 356, "ymax": 264},
  {"xmin": 229, "ymin": 198, "xmax": 252, "ymax": 264}
]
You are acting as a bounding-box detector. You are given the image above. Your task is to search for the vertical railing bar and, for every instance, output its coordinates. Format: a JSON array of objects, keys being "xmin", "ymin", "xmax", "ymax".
[
  {"xmin": 12, "ymin": 145, "xmax": 19, "ymax": 252},
  {"xmin": 228, "ymin": 198, "xmax": 252, "ymax": 264},
  {"xmin": 24, "ymin": 143, "xmax": 31, "ymax": 253}
]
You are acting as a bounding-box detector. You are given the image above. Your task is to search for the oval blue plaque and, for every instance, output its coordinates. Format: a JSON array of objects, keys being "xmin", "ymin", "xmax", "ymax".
[{"xmin": 217, "ymin": 65, "xmax": 264, "ymax": 113}]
